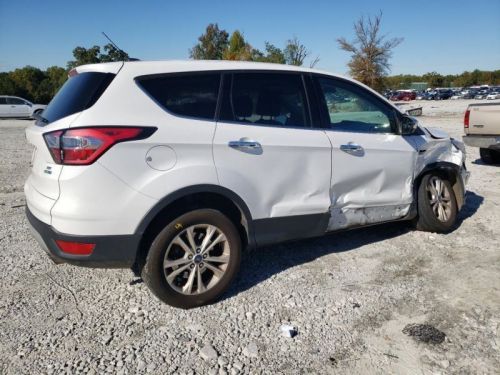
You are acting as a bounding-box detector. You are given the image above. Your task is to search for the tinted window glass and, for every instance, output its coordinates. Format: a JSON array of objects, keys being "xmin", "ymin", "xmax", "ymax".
[
  {"xmin": 0, "ymin": 98, "xmax": 7, "ymax": 105},
  {"xmin": 41, "ymin": 72, "xmax": 114, "ymax": 124},
  {"xmin": 220, "ymin": 73, "xmax": 308, "ymax": 127},
  {"xmin": 138, "ymin": 74, "xmax": 221, "ymax": 120},
  {"xmin": 317, "ymin": 77, "xmax": 393, "ymax": 133},
  {"xmin": 7, "ymin": 97, "xmax": 25, "ymax": 105}
]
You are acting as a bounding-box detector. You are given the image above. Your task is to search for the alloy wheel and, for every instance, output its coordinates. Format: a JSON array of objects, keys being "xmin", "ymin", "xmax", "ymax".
[
  {"xmin": 426, "ymin": 176, "xmax": 452, "ymax": 222},
  {"xmin": 163, "ymin": 224, "xmax": 230, "ymax": 295}
]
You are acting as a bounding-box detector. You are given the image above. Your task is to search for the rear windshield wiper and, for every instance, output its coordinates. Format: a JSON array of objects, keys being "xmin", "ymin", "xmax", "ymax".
[{"xmin": 33, "ymin": 112, "xmax": 49, "ymax": 126}]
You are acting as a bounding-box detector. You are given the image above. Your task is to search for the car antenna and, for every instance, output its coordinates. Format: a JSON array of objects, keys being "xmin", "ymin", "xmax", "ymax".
[{"xmin": 101, "ymin": 32, "xmax": 140, "ymax": 61}]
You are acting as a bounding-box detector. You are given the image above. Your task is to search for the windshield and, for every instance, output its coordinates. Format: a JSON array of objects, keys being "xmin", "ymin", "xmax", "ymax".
[{"xmin": 40, "ymin": 72, "xmax": 115, "ymax": 124}]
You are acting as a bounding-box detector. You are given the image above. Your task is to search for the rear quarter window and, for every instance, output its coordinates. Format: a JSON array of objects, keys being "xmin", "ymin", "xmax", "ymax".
[
  {"xmin": 137, "ymin": 73, "xmax": 221, "ymax": 120},
  {"xmin": 41, "ymin": 72, "xmax": 115, "ymax": 124}
]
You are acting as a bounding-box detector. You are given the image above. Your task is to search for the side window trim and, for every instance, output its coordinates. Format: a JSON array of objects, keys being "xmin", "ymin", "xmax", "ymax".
[
  {"xmin": 312, "ymin": 74, "xmax": 398, "ymax": 134},
  {"xmin": 216, "ymin": 70, "xmax": 313, "ymax": 129}
]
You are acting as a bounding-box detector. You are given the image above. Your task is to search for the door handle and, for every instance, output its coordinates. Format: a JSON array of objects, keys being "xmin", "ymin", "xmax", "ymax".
[
  {"xmin": 340, "ymin": 143, "xmax": 363, "ymax": 154},
  {"xmin": 228, "ymin": 139, "xmax": 261, "ymax": 149}
]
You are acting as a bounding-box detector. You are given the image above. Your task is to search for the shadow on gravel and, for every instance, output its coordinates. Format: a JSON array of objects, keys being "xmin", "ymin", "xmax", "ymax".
[
  {"xmin": 223, "ymin": 191, "xmax": 484, "ymax": 301},
  {"xmin": 224, "ymin": 221, "xmax": 411, "ymax": 300},
  {"xmin": 457, "ymin": 191, "xmax": 484, "ymax": 224}
]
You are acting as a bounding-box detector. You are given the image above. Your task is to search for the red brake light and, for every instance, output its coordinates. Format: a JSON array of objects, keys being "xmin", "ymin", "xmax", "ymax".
[
  {"xmin": 464, "ymin": 110, "xmax": 470, "ymax": 128},
  {"xmin": 55, "ymin": 240, "xmax": 95, "ymax": 255},
  {"xmin": 43, "ymin": 127, "xmax": 156, "ymax": 165}
]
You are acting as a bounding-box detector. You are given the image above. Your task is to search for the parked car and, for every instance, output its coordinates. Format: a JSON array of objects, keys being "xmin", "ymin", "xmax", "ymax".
[
  {"xmin": 25, "ymin": 61, "xmax": 469, "ymax": 308},
  {"xmin": 434, "ymin": 89, "xmax": 453, "ymax": 100},
  {"xmin": 486, "ymin": 92, "xmax": 500, "ymax": 100},
  {"xmin": 0, "ymin": 96, "xmax": 46, "ymax": 118},
  {"xmin": 390, "ymin": 90, "xmax": 416, "ymax": 101},
  {"xmin": 463, "ymin": 102, "xmax": 500, "ymax": 163},
  {"xmin": 450, "ymin": 93, "xmax": 463, "ymax": 100}
]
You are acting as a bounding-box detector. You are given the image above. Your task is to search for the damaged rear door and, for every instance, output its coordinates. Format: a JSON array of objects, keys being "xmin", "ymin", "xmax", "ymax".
[
  {"xmin": 213, "ymin": 72, "xmax": 332, "ymax": 241},
  {"xmin": 313, "ymin": 76, "xmax": 418, "ymax": 230}
]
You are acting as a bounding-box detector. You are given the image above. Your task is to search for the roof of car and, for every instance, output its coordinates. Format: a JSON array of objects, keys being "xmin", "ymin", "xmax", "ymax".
[{"xmin": 75, "ymin": 59, "xmax": 343, "ymax": 78}]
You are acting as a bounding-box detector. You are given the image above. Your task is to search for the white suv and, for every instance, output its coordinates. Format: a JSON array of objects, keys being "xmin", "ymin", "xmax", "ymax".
[{"xmin": 25, "ymin": 61, "xmax": 469, "ymax": 308}]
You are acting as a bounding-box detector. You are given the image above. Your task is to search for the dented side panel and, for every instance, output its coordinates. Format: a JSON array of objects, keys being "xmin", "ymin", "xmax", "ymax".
[
  {"xmin": 213, "ymin": 122, "xmax": 332, "ymax": 220},
  {"xmin": 325, "ymin": 131, "xmax": 418, "ymax": 231}
]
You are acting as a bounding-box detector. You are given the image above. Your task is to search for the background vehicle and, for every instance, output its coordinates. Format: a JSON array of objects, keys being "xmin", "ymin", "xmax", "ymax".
[
  {"xmin": 25, "ymin": 61, "xmax": 469, "ymax": 308},
  {"xmin": 486, "ymin": 92, "xmax": 500, "ymax": 100},
  {"xmin": 390, "ymin": 90, "xmax": 416, "ymax": 101},
  {"xmin": 0, "ymin": 96, "xmax": 46, "ymax": 118},
  {"xmin": 463, "ymin": 102, "xmax": 500, "ymax": 164}
]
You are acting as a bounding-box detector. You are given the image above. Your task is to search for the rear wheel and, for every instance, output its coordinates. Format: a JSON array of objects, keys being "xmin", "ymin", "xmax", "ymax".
[
  {"xmin": 415, "ymin": 174, "xmax": 458, "ymax": 233},
  {"xmin": 142, "ymin": 209, "xmax": 241, "ymax": 309}
]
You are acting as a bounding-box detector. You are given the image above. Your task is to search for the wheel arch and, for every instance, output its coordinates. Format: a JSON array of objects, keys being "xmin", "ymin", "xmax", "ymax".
[
  {"xmin": 414, "ymin": 161, "xmax": 465, "ymax": 210},
  {"xmin": 132, "ymin": 185, "xmax": 255, "ymax": 274}
]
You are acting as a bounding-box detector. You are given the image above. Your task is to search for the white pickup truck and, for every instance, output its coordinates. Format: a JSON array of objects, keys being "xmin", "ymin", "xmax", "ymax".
[{"xmin": 463, "ymin": 103, "xmax": 500, "ymax": 164}]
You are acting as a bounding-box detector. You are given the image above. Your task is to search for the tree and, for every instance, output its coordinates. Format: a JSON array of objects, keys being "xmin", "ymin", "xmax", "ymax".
[
  {"xmin": 190, "ymin": 23, "xmax": 229, "ymax": 60},
  {"xmin": 67, "ymin": 45, "xmax": 101, "ymax": 69},
  {"xmin": 66, "ymin": 44, "xmax": 129, "ymax": 69},
  {"xmin": 422, "ymin": 72, "xmax": 444, "ymax": 87},
  {"xmin": 284, "ymin": 37, "xmax": 309, "ymax": 66},
  {"xmin": 337, "ymin": 12, "xmax": 403, "ymax": 91},
  {"xmin": 222, "ymin": 31, "xmax": 253, "ymax": 61},
  {"xmin": 253, "ymin": 42, "xmax": 286, "ymax": 64}
]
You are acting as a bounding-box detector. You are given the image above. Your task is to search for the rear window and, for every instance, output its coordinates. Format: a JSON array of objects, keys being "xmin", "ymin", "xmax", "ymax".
[
  {"xmin": 137, "ymin": 73, "xmax": 221, "ymax": 120},
  {"xmin": 41, "ymin": 72, "xmax": 115, "ymax": 124}
]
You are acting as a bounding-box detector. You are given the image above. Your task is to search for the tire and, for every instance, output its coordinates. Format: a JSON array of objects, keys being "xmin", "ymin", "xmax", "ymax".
[
  {"xmin": 141, "ymin": 209, "xmax": 241, "ymax": 309},
  {"xmin": 480, "ymin": 148, "xmax": 500, "ymax": 164},
  {"xmin": 415, "ymin": 173, "xmax": 458, "ymax": 233}
]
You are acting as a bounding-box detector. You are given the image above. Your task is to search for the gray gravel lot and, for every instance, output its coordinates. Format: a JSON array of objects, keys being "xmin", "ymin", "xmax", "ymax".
[{"xmin": 0, "ymin": 100, "xmax": 499, "ymax": 374}]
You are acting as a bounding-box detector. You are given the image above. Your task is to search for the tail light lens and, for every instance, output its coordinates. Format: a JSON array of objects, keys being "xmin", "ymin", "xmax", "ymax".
[
  {"xmin": 55, "ymin": 240, "xmax": 95, "ymax": 255},
  {"xmin": 43, "ymin": 127, "xmax": 156, "ymax": 165},
  {"xmin": 464, "ymin": 110, "xmax": 470, "ymax": 128}
]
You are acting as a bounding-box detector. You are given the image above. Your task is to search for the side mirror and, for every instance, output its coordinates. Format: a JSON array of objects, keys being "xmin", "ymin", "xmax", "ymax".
[{"xmin": 394, "ymin": 112, "xmax": 418, "ymax": 135}]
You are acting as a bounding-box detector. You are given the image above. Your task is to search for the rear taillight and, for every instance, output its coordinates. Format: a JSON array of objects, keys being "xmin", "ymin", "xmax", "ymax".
[
  {"xmin": 464, "ymin": 110, "xmax": 470, "ymax": 128},
  {"xmin": 43, "ymin": 127, "xmax": 156, "ymax": 165},
  {"xmin": 55, "ymin": 240, "xmax": 95, "ymax": 255}
]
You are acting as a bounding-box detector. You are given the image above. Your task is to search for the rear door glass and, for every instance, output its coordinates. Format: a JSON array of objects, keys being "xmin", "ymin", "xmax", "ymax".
[
  {"xmin": 41, "ymin": 72, "xmax": 115, "ymax": 124},
  {"xmin": 219, "ymin": 72, "xmax": 309, "ymax": 127}
]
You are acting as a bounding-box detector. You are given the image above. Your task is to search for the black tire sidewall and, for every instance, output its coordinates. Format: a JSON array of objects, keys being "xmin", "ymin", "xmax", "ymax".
[
  {"xmin": 142, "ymin": 209, "xmax": 241, "ymax": 309},
  {"xmin": 417, "ymin": 173, "xmax": 458, "ymax": 232}
]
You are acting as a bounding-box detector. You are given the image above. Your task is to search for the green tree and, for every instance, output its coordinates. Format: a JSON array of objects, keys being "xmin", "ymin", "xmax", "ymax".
[
  {"xmin": 337, "ymin": 12, "xmax": 403, "ymax": 91},
  {"xmin": 190, "ymin": 23, "xmax": 229, "ymax": 60},
  {"xmin": 67, "ymin": 45, "xmax": 101, "ymax": 69},
  {"xmin": 222, "ymin": 31, "xmax": 253, "ymax": 61},
  {"xmin": 67, "ymin": 44, "xmax": 129, "ymax": 69},
  {"xmin": 253, "ymin": 42, "xmax": 286, "ymax": 64},
  {"xmin": 9, "ymin": 66, "xmax": 46, "ymax": 101},
  {"xmin": 422, "ymin": 72, "xmax": 444, "ymax": 87}
]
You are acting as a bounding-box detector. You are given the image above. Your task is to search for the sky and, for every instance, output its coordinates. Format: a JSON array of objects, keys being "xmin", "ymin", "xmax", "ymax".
[{"xmin": 1, "ymin": 0, "xmax": 499, "ymax": 76}]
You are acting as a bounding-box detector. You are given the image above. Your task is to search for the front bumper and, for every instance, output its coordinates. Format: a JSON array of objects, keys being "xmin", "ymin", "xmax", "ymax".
[
  {"xmin": 463, "ymin": 135, "xmax": 500, "ymax": 149},
  {"xmin": 26, "ymin": 207, "xmax": 141, "ymax": 268}
]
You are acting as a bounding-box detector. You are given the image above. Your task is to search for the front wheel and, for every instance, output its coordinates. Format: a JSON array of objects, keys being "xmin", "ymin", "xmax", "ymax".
[
  {"xmin": 415, "ymin": 174, "xmax": 458, "ymax": 233},
  {"xmin": 142, "ymin": 209, "xmax": 241, "ymax": 309}
]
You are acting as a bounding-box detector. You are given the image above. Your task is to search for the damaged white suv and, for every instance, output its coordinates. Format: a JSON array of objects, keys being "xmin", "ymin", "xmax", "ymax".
[{"xmin": 25, "ymin": 61, "xmax": 469, "ymax": 308}]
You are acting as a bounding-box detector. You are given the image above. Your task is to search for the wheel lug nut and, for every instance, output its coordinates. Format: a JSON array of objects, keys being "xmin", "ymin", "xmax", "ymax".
[
  {"xmin": 190, "ymin": 264, "xmax": 195, "ymax": 269},
  {"xmin": 200, "ymin": 263, "xmax": 204, "ymax": 268},
  {"xmin": 196, "ymin": 249, "xmax": 200, "ymax": 254},
  {"xmin": 188, "ymin": 255, "xmax": 192, "ymax": 259},
  {"xmin": 203, "ymin": 254, "xmax": 207, "ymax": 259}
]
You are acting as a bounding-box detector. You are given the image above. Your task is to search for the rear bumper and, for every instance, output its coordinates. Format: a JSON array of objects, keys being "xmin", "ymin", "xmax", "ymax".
[
  {"xmin": 26, "ymin": 207, "xmax": 140, "ymax": 268},
  {"xmin": 463, "ymin": 135, "xmax": 500, "ymax": 149}
]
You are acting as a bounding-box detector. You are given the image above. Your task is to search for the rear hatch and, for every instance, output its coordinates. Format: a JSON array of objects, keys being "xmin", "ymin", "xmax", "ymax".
[
  {"xmin": 25, "ymin": 63, "xmax": 121, "ymax": 202},
  {"xmin": 466, "ymin": 103, "xmax": 500, "ymax": 135}
]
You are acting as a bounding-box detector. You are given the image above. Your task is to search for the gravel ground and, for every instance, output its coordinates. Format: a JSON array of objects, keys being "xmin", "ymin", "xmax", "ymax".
[{"xmin": 0, "ymin": 99, "xmax": 499, "ymax": 374}]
